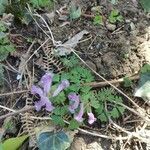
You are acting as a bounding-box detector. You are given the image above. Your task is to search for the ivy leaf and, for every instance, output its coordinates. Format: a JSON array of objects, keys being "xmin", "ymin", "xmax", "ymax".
[
  {"xmin": 0, "ymin": 0, "xmax": 8, "ymax": 15},
  {"xmin": 68, "ymin": 119, "xmax": 80, "ymax": 130},
  {"xmin": 37, "ymin": 131, "xmax": 70, "ymax": 150},
  {"xmin": 51, "ymin": 115, "xmax": 65, "ymax": 127},
  {"xmin": 0, "ymin": 135, "xmax": 28, "ymax": 150}
]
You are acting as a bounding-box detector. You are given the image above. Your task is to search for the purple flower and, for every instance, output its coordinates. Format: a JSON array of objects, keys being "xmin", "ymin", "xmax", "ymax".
[
  {"xmin": 52, "ymin": 79, "xmax": 70, "ymax": 97},
  {"xmin": 74, "ymin": 103, "xmax": 84, "ymax": 122},
  {"xmin": 68, "ymin": 93, "xmax": 80, "ymax": 113},
  {"xmin": 40, "ymin": 72, "xmax": 53, "ymax": 95},
  {"xmin": 35, "ymin": 96, "xmax": 54, "ymax": 112},
  {"xmin": 87, "ymin": 112, "xmax": 97, "ymax": 124},
  {"xmin": 31, "ymin": 73, "xmax": 70, "ymax": 112}
]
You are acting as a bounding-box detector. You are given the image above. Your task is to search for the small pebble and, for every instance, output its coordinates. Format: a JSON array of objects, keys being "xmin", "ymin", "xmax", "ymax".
[{"xmin": 106, "ymin": 23, "xmax": 116, "ymax": 31}]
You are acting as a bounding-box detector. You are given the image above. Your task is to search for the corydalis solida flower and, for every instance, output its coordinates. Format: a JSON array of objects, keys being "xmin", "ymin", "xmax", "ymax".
[
  {"xmin": 87, "ymin": 112, "xmax": 97, "ymax": 124},
  {"xmin": 74, "ymin": 103, "xmax": 84, "ymax": 122},
  {"xmin": 68, "ymin": 93, "xmax": 80, "ymax": 113},
  {"xmin": 31, "ymin": 73, "xmax": 70, "ymax": 111}
]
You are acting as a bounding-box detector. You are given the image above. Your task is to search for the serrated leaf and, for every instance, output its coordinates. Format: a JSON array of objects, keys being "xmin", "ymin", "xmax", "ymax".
[
  {"xmin": 90, "ymin": 100, "xmax": 100, "ymax": 109},
  {"xmin": 117, "ymin": 106, "xmax": 125, "ymax": 114},
  {"xmin": 123, "ymin": 77, "xmax": 132, "ymax": 87},
  {"xmin": 51, "ymin": 115, "xmax": 65, "ymax": 127},
  {"xmin": 0, "ymin": 135, "xmax": 28, "ymax": 150},
  {"xmin": 93, "ymin": 15, "xmax": 103, "ymax": 25},
  {"xmin": 52, "ymin": 91, "xmax": 66, "ymax": 104},
  {"xmin": 95, "ymin": 104, "xmax": 103, "ymax": 114},
  {"xmin": 53, "ymin": 74, "xmax": 60, "ymax": 82},
  {"xmin": 140, "ymin": 0, "xmax": 150, "ymax": 12},
  {"xmin": 0, "ymin": 64, "xmax": 4, "ymax": 85},
  {"xmin": 110, "ymin": 108, "xmax": 119, "ymax": 118},
  {"xmin": 37, "ymin": 131, "xmax": 70, "ymax": 150},
  {"xmin": 53, "ymin": 106, "xmax": 68, "ymax": 116},
  {"xmin": 98, "ymin": 113, "xmax": 108, "ymax": 122},
  {"xmin": 68, "ymin": 119, "xmax": 80, "ymax": 130}
]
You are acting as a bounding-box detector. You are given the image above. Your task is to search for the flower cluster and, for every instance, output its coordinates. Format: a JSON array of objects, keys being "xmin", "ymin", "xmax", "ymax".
[{"xmin": 31, "ymin": 73, "xmax": 96, "ymax": 124}]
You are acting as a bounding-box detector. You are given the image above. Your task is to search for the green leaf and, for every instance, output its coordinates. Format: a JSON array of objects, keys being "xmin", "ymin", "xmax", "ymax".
[
  {"xmin": 61, "ymin": 55, "xmax": 79, "ymax": 68},
  {"xmin": 30, "ymin": 0, "xmax": 53, "ymax": 8},
  {"xmin": 98, "ymin": 113, "xmax": 108, "ymax": 122},
  {"xmin": 90, "ymin": 100, "xmax": 100, "ymax": 109},
  {"xmin": 140, "ymin": 0, "xmax": 150, "ymax": 12},
  {"xmin": 117, "ymin": 106, "xmax": 125, "ymax": 115},
  {"xmin": 53, "ymin": 106, "xmax": 68, "ymax": 116},
  {"xmin": 37, "ymin": 131, "xmax": 70, "ymax": 150},
  {"xmin": 52, "ymin": 91, "xmax": 66, "ymax": 104},
  {"xmin": 0, "ymin": 135, "xmax": 28, "ymax": 150},
  {"xmin": 110, "ymin": 108, "xmax": 119, "ymax": 118},
  {"xmin": 51, "ymin": 115, "xmax": 65, "ymax": 127},
  {"xmin": 0, "ymin": 0, "xmax": 8, "ymax": 15},
  {"xmin": 0, "ymin": 64, "xmax": 4, "ymax": 86},
  {"xmin": 140, "ymin": 64, "xmax": 150, "ymax": 73},
  {"xmin": 108, "ymin": 9, "xmax": 123, "ymax": 23},
  {"xmin": 53, "ymin": 74, "xmax": 60, "ymax": 83},
  {"xmin": 68, "ymin": 119, "xmax": 80, "ymax": 130},
  {"xmin": 93, "ymin": 15, "xmax": 103, "ymax": 25},
  {"xmin": 69, "ymin": 3, "xmax": 81, "ymax": 20},
  {"xmin": 123, "ymin": 77, "xmax": 132, "ymax": 87}
]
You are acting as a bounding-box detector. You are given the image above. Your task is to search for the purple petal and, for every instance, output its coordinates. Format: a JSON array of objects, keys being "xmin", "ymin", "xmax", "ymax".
[
  {"xmin": 34, "ymin": 100, "xmax": 45, "ymax": 111},
  {"xmin": 74, "ymin": 103, "xmax": 84, "ymax": 122},
  {"xmin": 52, "ymin": 79, "xmax": 70, "ymax": 97},
  {"xmin": 87, "ymin": 112, "xmax": 97, "ymax": 124},
  {"xmin": 31, "ymin": 85, "xmax": 43, "ymax": 97},
  {"xmin": 34, "ymin": 96, "xmax": 54, "ymax": 112},
  {"xmin": 68, "ymin": 93, "xmax": 80, "ymax": 113},
  {"xmin": 40, "ymin": 72, "xmax": 54, "ymax": 95}
]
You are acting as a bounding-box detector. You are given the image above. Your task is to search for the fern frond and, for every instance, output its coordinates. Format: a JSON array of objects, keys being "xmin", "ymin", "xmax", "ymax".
[{"xmin": 41, "ymin": 41, "xmax": 64, "ymax": 73}]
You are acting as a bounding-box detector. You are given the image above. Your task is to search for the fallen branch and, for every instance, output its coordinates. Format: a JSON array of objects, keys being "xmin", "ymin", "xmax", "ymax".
[{"xmin": 85, "ymin": 75, "xmax": 139, "ymax": 88}]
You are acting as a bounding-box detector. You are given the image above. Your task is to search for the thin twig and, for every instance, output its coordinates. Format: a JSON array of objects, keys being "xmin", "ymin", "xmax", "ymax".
[
  {"xmin": 0, "ymin": 106, "xmax": 35, "ymax": 120},
  {"xmin": 0, "ymin": 90, "xmax": 29, "ymax": 97}
]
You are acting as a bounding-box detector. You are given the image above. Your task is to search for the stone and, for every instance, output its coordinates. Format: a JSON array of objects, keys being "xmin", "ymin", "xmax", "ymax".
[
  {"xmin": 106, "ymin": 23, "xmax": 116, "ymax": 31},
  {"xmin": 70, "ymin": 137, "xmax": 86, "ymax": 150},
  {"xmin": 86, "ymin": 142, "xmax": 103, "ymax": 150}
]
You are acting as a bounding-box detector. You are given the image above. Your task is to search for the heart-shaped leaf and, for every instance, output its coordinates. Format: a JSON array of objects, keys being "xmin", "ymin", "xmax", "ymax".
[{"xmin": 37, "ymin": 131, "xmax": 70, "ymax": 150}]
